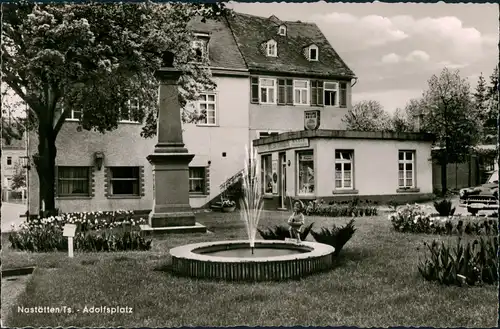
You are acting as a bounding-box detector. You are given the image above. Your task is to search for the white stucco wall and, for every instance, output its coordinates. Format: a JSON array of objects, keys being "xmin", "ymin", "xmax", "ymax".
[
  {"xmin": 256, "ymin": 137, "xmax": 433, "ymax": 198},
  {"xmin": 28, "ymin": 75, "xmax": 250, "ymax": 214}
]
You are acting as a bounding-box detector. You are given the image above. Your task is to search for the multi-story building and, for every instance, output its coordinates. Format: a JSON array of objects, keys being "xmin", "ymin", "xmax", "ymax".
[
  {"xmin": 27, "ymin": 12, "xmax": 433, "ymax": 214},
  {"xmin": 2, "ymin": 133, "xmax": 27, "ymax": 202}
]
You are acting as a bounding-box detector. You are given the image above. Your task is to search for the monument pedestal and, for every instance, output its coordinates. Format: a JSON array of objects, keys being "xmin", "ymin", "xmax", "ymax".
[
  {"xmin": 140, "ymin": 153, "xmax": 207, "ymax": 236},
  {"xmin": 139, "ymin": 58, "xmax": 208, "ymax": 236}
]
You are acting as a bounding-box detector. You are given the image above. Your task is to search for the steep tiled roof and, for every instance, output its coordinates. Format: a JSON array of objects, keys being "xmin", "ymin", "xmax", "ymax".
[
  {"xmin": 187, "ymin": 17, "xmax": 247, "ymax": 70},
  {"xmin": 224, "ymin": 12, "xmax": 355, "ymax": 78},
  {"xmin": 2, "ymin": 135, "xmax": 26, "ymax": 149},
  {"xmin": 1, "ymin": 117, "xmax": 26, "ymax": 149}
]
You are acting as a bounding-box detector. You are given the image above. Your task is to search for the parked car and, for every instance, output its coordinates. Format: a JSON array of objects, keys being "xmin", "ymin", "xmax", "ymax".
[{"xmin": 459, "ymin": 170, "xmax": 499, "ymax": 215}]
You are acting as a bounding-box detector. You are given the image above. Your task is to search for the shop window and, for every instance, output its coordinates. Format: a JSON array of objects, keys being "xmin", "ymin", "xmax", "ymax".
[
  {"xmin": 297, "ymin": 151, "xmax": 314, "ymax": 195},
  {"xmin": 261, "ymin": 154, "xmax": 273, "ymax": 194}
]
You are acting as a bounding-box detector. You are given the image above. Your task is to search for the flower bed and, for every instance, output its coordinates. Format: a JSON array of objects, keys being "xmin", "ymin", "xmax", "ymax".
[
  {"xmin": 389, "ymin": 204, "xmax": 498, "ymax": 236},
  {"xmin": 304, "ymin": 199, "xmax": 378, "ymax": 217},
  {"xmin": 418, "ymin": 236, "xmax": 498, "ymax": 286},
  {"xmin": 8, "ymin": 210, "xmax": 151, "ymax": 252},
  {"xmin": 18, "ymin": 210, "xmax": 146, "ymax": 232}
]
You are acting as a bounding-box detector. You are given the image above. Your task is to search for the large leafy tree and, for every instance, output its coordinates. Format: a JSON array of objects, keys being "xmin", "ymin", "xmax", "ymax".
[
  {"xmin": 342, "ymin": 99, "xmax": 418, "ymax": 133},
  {"xmin": 2, "ymin": 1, "xmax": 227, "ymax": 215},
  {"xmin": 1, "ymin": 86, "xmax": 27, "ymax": 145},
  {"xmin": 419, "ymin": 68, "xmax": 481, "ymax": 195},
  {"xmin": 473, "ymin": 73, "xmax": 489, "ymax": 124},
  {"xmin": 342, "ymin": 100, "xmax": 393, "ymax": 131},
  {"xmin": 484, "ymin": 66, "xmax": 499, "ymax": 144}
]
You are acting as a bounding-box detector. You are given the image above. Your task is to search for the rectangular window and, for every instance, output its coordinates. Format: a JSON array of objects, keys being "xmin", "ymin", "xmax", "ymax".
[
  {"xmin": 119, "ymin": 98, "xmax": 140, "ymax": 123},
  {"xmin": 57, "ymin": 167, "xmax": 90, "ymax": 196},
  {"xmin": 297, "ymin": 151, "xmax": 314, "ymax": 195},
  {"xmin": 192, "ymin": 40, "xmax": 207, "ymax": 62},
  {"xmin": 293, "ymin": 80, "xmax": 309, "ymax": 105},
  {"xmin": 189, "ymin": 167, "xmax": 206, "ymax": 194},
  {"xmin": 335, "ymin": 150, "xmax": 354, "ymax": 189},
  {"xmin": 197, "ymin": 94, "xmax": 216, "ymax": 125},
  {"xmin": 324, "ymin": 82, "xmax": 339, "ymax": 107},
  {"xmin": 6, "ymin": 156, "xmax": 12, "ymax": 166},
  {"xmin": 339, "ymin": 82, "xmax": 347, "ymax": 108},
  {"xmin": 398, "ymin": 151, "xmax": 415, "ymax": 188},
  {"xmin": 277, "ymin": 79, "xmax": 293, "ymax": 105},
  {"xmin": 261, "ymin": 154, "xmax": 273, "ymax": 194},
  {"xmin": 267, "ymin": 41, "xmax": 277, "ymax": 57},
  {"xmin": 109, "ymin": 167, "xmax": 140, "ymax": 196},
  {"xmin": 310, "ymin": 81, "xmax": 324, "ymax": 106},
  {"xmin": 309, "ymin": 48, "xmax": 318, "ymax": 61},
  {"xmin": 259, "ymin": 78, "xmax": 276, "ymax": 104}
]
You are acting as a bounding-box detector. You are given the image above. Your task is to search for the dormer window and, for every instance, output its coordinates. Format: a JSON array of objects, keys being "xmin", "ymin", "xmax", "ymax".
[
  {"xmin": 266, "ymin": 39, "xmax": 277, "ymax": 57},
  {"xmin": 191, "ymin": 32, "xmax": 210, "ymax": 63},
  {"xmin": 192, "ymin": 40, "xmax": 207, "ymax": 62},
  {"xmin": 308, "ymin": 45, "xmax": 319, "ymax": 61},
  {"xmin": 278, "ymin": 25, "xmax": 287, "ymax": 36}
]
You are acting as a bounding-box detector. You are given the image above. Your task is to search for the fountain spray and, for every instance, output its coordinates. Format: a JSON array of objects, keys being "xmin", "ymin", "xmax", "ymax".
[{"xmin": 239, "ymin": 145, "xmax": 264, "ymax": 255}]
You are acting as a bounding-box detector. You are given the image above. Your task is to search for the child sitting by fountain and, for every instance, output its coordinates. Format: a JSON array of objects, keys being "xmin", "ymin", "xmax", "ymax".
[{"xmin": 288, "ymin": 200, "xmax": 305, "ymax": 242}]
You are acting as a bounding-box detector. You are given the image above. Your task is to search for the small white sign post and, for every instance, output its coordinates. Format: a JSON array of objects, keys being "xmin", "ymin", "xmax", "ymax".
[{"xmin": 63, "ymin": 224, "xmax": 77, "ymax": 258}]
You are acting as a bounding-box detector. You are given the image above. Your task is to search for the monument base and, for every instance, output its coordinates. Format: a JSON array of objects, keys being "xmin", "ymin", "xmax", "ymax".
[
  {"xmin": 149, "ymin": 209, "xmax": 196, "ymax": 227},
  {"xmin": 139, "ymin": 223, "xmax": 207, "ymax": 236}
]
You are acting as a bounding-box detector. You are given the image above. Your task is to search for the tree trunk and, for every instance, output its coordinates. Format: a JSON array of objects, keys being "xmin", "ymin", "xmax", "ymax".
[{"xmin": 34, "ymin": 125, "xmax": 58, "ymax": 217}]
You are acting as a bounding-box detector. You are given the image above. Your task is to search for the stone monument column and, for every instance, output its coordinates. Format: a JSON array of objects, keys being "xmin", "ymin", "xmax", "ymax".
[{"xmin": 142, "ymin": 52, "xmax": 206, "ymax": 234}]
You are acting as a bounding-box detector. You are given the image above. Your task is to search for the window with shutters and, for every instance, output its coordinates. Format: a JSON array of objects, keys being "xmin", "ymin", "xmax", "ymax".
[
  {"xmin": 310, "ymin": 80, "xmax": 324, "ymax": 106},
  {"xmin": 339, "ymin": 82, "xmax": 348, "ymax": 108},
  {"xmin": 277, "ymin": 79, "xmax": 293, "ymax": 105}
]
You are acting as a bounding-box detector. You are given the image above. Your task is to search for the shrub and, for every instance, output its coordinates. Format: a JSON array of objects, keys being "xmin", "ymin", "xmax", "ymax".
[
  {"xmin": 8, "ymin": 210, "xmax": 152, "ymax": 252},
  {"xmin": 433, "ymin": 199, "xmax": 456, "ymax": 216},
  {"xmin": 74, "ymin": 231, "xmax": 152, "ymax": 252},
  {"xmin": 389, "ymin": 204, "xmax": 498, "ymax": 236},
  {"xmin": 303, "ymin": 199, "xmax": 377, "ymax": 218},
  {"xmin": 258, "ymin": 223, "xmax": 314, "ymax": 241},
  {"xmin": 9, "ymin": 226, "xmax": 152, "ymax": 252},
  {"xmin": 310, "ymin": 219, "xmax": 356, "ymax": 256},
  {"xmin": 417, "ymin": 236, "xmax": 498, "ymax": 286}
]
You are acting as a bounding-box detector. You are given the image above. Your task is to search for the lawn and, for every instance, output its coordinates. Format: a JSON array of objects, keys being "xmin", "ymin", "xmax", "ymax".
[{"xmin": 1, "ymin": 211, "xmax": 497, "ymax": 327}]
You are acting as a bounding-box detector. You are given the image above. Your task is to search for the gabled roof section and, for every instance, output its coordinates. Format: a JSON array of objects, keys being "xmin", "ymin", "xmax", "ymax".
[
  {"xmin": 268, "ymin": 15, "xmax": 281, "ymax": 25},
  {"xmin": 225, "ymin": 12, "xmax": 356, "ymax": 78},
  {"xmin": 187, "ymin": 17, "xmax": 247, "ymax": 70}
]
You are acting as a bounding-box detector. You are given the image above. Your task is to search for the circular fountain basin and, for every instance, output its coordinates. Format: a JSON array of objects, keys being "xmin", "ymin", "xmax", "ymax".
[{"xmin": 169, "ymin": 240, "xmax": 335, "ymax": 281}]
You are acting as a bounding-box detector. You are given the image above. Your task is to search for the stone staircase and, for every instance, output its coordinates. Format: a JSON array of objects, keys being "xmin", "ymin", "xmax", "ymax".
[{"xmin": 210, "ymin": 168, "xmax": 245, "ymax": 211}]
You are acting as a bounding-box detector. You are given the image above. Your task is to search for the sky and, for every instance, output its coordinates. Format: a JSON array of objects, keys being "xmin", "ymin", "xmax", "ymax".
[
  {"xmin": 227, "ymin": 1, "xmax": 499, "ymax": 113},
  {"xmin": 2, "ymin": 2, "xmax": 498, "ymax": 117}
]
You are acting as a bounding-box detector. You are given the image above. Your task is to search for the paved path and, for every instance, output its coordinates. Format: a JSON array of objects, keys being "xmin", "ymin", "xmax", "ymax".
[{"xmin": 1, "ymin": 202, "xmax": 27, "ymax": 233}]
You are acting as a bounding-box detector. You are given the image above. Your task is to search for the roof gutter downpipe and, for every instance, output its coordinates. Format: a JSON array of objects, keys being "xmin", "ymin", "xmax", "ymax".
[{"xmin": 351, "ymin": 77, "xmax": 358, "ymax": 87}]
